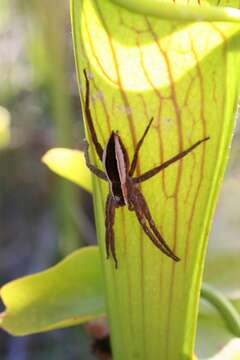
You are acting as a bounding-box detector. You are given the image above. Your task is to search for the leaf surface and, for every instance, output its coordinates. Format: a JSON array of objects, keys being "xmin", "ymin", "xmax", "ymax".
[
  {"xmin": 0, "ymin": 106, "xmax": 10, "ymax": 148},
  {"xmin": 42, "ymin": 148, "xmax": 92, "ymax": 192},
  {"xmin": 0, "ymin": 247, "xmax": 104, "ymax": 335}
]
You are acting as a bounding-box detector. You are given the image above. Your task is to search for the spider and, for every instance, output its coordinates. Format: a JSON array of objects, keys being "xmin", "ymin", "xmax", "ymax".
[{"xmin": 82, "ymin": 69, "xmax": 209, "ymax": 268}]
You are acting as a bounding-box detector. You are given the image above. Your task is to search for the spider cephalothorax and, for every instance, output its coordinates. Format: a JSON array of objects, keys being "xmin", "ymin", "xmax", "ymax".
[{"xmin": 82, "ymin": 69, "xmax": 209, "ymax": 268}]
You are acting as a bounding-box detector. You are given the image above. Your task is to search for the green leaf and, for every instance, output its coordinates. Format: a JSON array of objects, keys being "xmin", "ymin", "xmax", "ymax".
[
  {"xmin": 201, "ymin": 284, "xmax": 240, "ymax": 338},
  {"xmin": 71, "ymin": 0, "xmax": 240, "ymax": 359},
  {"xmin": 0, "ymin": 106, "xmax": 10, "ymax": 148},
  {"xmin": 42, "ymin": 148, "xmax": 92, "ymax": 193},
  {"xmin": 111, "ymin": 0, "xmax": 240, "ymax": 22},
  {"xmin": 0, "ymin": 246, "xmax": 105, "ymax": 336}
]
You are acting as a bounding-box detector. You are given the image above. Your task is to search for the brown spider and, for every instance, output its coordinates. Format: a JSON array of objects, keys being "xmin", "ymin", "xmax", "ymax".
[{"xmin": 82, "ymin": 70, "xmax": 209, "ymax": 268}]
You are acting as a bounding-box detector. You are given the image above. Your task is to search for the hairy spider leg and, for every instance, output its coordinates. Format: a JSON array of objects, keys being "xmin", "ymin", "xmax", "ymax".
[
  {"xmin": 105, "ymin": 194, "xmax": 118, "ymax": 268},
  {"xmin": 131, "ymin": 193, "xmax": 178, "ymax": 261},
  {"xmin": 128, "ymin": 117, "xmax": 154, "ymax": 177},
  {"xmin": 134, "ymin": 136, "xmax": 210, "ymax": 184},
  {"xmin": 134, "ymin": 187, "xmax": 180, "ymax": 261},
  {"xmin": 82, "ymin": 140, "xmax": 107, "ymax": 180},
  {"xmin": 83, "ymin": 69, "xmax": 104, "ymax": 161}
]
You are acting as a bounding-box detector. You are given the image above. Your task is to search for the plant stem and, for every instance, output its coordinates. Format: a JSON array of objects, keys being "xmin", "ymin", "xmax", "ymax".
[{"xmin": 201, "ymin": 283, "xmax": 240, "ymax": 337}]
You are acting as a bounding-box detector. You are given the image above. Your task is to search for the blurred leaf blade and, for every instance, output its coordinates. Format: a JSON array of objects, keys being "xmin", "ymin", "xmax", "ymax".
[
  {"xmin": 0, "ymin": 106, "xmax": 10, "ymax": 148},
  {"xmin": 0, "ymin": 246, "xmax": 105, "ymax": 336},
  {"xmin": 42, "ymin": 148, "xmax": 92, "ymax": 193},
  {"xmin": 203, "ymin": 284, "xmax": 240, "ymax": 337}
]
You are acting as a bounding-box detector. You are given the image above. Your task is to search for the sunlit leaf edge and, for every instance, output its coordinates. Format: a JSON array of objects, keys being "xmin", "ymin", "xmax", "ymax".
[{"xmin": 42, "ymin": 147, "xmax": 92, "ymax": 193}]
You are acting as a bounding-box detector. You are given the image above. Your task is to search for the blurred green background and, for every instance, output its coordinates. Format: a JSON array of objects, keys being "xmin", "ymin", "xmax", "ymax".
[
  {"xmin": 0, "ymin": 1, "xmax": 96, "ymax": 358},
  {"xmin": 0, "ymin": 1, "xmax": 239, "ymax": 359}
]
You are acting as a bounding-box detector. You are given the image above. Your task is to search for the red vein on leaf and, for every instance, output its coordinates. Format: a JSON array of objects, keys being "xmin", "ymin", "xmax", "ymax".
[
  {"xmin": 137, "ymin": 37, "xmax": 177, "ymax": 200},
  {"xmin": 184, "ymin": 37, "xmax": 208, "ymax": 270},
  {"xmin": 83, "ymin": 12, "xmax": 118, "ymax": 86},
  {"xmin": 93, "ymin": 2, "xmax": 146, "ymax": 357},
  {"xmin": 91, "ymin": 79, "xmax": 112, "ymax": 133},
  {"xmin": 145, "ymin": 18, "xmax": 184, "ymax": 357}
]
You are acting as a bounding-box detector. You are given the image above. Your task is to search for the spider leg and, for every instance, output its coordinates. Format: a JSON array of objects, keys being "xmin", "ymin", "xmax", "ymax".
[
  {"xmin": 134, "ymin": 187, "xmax": 180, "ymax": 261},
  {"xmin": 105, "ymin": 194, "xmax": 118, "ymax": 268},
  {"xmin": 83, "ymin": 69, "xmax": 104, "ymax": 161},
  {"xmin": 83, "ymin": 140, "xmax": 107, "ymax": 180},
  {"xmin": 129, "ymin": 117, "xmax": 154, "ymax": 177},
  {"xmin": 132, "ymin": 198, "xmax": 177, "ymax": 261},
  {"xmin": 133, "ymin": 136, "xmax": 210, "ymax": 184}
]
